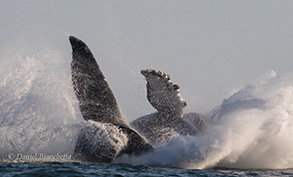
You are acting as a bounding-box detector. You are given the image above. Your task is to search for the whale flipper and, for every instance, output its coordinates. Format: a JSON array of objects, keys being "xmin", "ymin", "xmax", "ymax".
[
  {"xmin": 69, "ymin": 36, "xmax": 153, "ymax": 163},
  {"xmin": 70, "ymin": 36, "xmax": 125, "ymax": 126},
  {"xmin": 141, "ymin": 69, "xmax": 187, "ymax": 116},
  {"xmin": 131, "ymin": 69, "xmax": 204, "ymax": 147}
]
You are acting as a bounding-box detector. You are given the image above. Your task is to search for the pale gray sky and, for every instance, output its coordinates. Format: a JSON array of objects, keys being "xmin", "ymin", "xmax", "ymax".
[{"xmin": 1, "ymin": 1, "xmax": 293, "ymax": 121}]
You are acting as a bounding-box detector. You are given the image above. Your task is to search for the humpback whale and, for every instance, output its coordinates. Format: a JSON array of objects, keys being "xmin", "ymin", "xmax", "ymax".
[
  {"xmin": 130, "ymin": 69, "xmax": 205, "ymax": 147},
  {"xmin": 69, "ymin": 36, "xmax": 153, "ymax": 163},
  {"xmin": 69, "ymin": 36, "xmax": 205, "ymax": 162}
]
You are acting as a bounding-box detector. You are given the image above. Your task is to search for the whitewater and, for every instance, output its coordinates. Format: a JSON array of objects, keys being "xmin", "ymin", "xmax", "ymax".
[{"xmin": 1, "ymin": 39, "xmax": 293, "ymax": 171}]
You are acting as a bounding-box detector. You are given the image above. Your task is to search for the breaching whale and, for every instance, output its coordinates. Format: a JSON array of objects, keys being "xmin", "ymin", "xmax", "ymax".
[
  {"xmin": 69, "ymin": 36, "xmax": 153, "ymax": 163},
  {"xmin": 130, "ymin": 69, "xmax": 205, "ymax": 147}
]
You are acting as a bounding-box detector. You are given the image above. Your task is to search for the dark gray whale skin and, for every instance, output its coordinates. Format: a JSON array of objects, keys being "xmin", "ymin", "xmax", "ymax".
[
  {"xmin": 130, "ymin": 69, "xmax": 205, "ymax": 147},
  {"xmin": 69, "ymin": 36, "xmax": 153, "ymax": 163}
]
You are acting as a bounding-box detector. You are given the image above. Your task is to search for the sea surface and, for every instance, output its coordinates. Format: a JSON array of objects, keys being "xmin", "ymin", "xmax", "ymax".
[{"xmin": 1, "ymin": 162, "xmax": 293, "ymax": 177}]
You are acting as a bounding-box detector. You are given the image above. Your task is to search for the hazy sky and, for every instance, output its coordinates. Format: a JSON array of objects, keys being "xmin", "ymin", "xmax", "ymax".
[{"xmin": 1, "ymin": 1, "xmax": 293, "ymax": 121}]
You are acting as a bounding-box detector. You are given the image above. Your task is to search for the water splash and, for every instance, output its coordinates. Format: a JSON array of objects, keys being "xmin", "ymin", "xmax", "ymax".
[
  {"xmin": 119, "ymin": 71, "xmax": 293, "ymax": 169},
  {"xmin": 0, "ymin": 39, "xmax": 83, "ymax": 160}
]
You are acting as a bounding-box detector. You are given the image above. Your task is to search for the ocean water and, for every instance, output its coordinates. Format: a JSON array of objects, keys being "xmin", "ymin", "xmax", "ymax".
[
  {"xmin": 1, "ymin": 162, "xmax": 293, "ymax": 177},
  {"xmin": 1, "ymin": 34, "xmax": 293, "ymax": 176}
]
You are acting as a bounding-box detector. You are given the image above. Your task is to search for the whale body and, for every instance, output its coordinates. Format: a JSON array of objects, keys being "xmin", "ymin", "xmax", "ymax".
[{"xmin": 69, "ymin": 36, "xmax": 205, "ymax": 162}]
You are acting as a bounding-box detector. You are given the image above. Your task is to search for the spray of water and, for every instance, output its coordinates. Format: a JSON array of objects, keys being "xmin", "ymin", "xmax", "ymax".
[
  {"xmin": 119, "ymin": 70, "xmax": 293, "ymax": 169},
  {"xmin": 0, "ymin": 35, "xmax": 83, "ymax": 160}
]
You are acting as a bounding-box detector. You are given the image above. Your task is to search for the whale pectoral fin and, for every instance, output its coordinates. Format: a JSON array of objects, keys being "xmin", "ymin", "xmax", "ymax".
[
  {"xmin": 69, "ymin": 36, "xmax": 126, "ymax": 126},
  {"xmin": 141, "ymin": 69, "xmax": 187, "ymax": 115}
]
